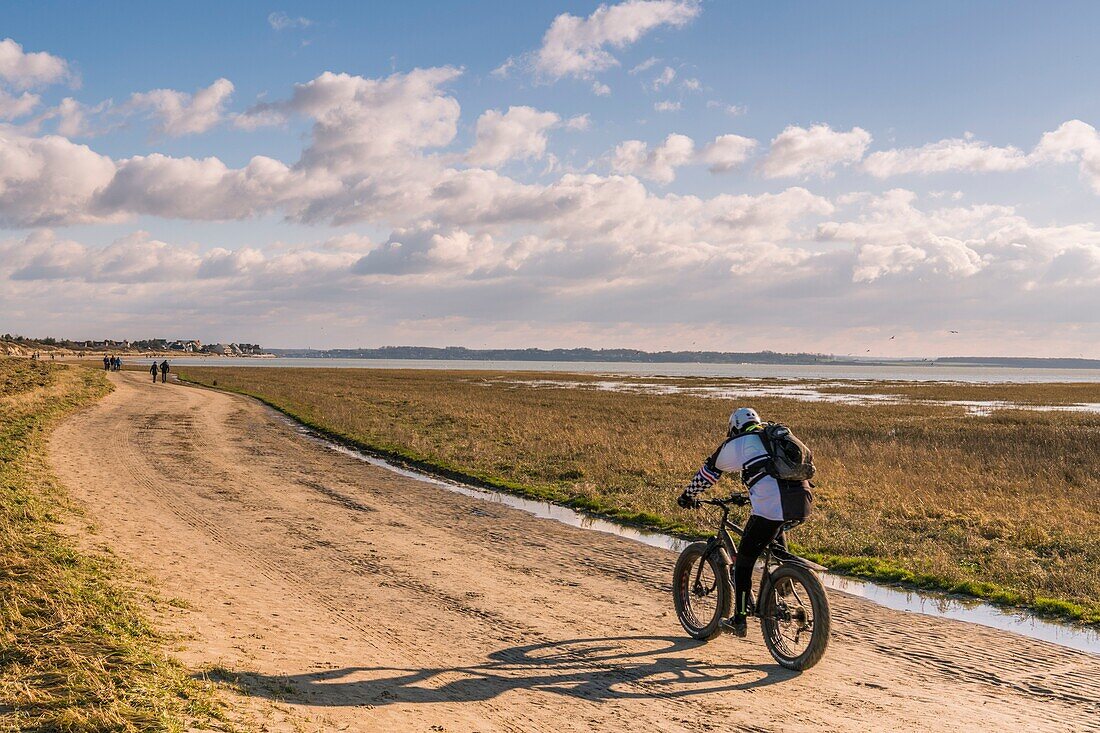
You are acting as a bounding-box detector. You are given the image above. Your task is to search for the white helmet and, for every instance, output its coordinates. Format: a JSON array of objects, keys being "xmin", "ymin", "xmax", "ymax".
[{"xmin": 729, "ymin": 407, "xmax": 761, "ymax": 434}]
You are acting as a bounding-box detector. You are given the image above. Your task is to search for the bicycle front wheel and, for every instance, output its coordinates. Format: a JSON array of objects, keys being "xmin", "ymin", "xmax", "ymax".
[
  {"xmin": 672, "ymin": 542, "xmax": 731, "ymax": 640},
  {"xmin": 759, "ymin": 564, "xmax": 831, "ymax": 670}
]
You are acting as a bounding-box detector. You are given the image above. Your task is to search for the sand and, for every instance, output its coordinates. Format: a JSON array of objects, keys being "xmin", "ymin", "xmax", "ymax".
[{"xmin": 48, "ymin": 372, "xmax": 1099, "ymax": 732}]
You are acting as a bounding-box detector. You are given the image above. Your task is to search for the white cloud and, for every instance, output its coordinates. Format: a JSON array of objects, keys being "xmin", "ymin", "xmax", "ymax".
[
  {"xmin": 127, "ymin": 78, "xmax": 235, "ymax": 137},
  {"xmin": 533, "ymin": 0, "xmax": 700, "ymax": 80},
  {"xmin": 354, "ymin": 226, "xmax": 499, "ymax": 275},
  {"xmin": 761, "ymin": 124, "xmax": 871, "ymax": 179},
  {"xmin": 6, "ymin": 180, "xmax": 1100, "ymax": 356},
  {"xmin": 268, "ymin": 11, "xmax": 313, "ymax": 30},
  {"xmin": 681, "ymin": 77, "xmax": 701, "ymax": 92},
  {"xmin": 0, "ymin": 131, "xmax": 118, "ymax": 226},
  {"xmin": 54, "ymin": 97, "xmax": 90, "ymax": 136},
  {"xmin": 608, "ymin": 131, "xmax": 757, "ymax": 180},
  {"xmin": 278, "ymin": 68, "xmax": 462, "ymax": 170},
  {"xmin": 651, "ymin": 65, "xmax": 676, "ymax": 89},
  {"xmin": 0, "ymin": 38, "xmax": 73, "ymax": 89},
  {"xmin": 0, "ymin": 89, "xmax": 39, "ymax": 120},
  {"xmin": 51, "ymin": 97, "xmax": 115, "ymax": 137},
  {"xmin": 466, "ymin": 106, "xmax": 561, "ymax": 167},
  {"xmin": 653, "ymin": 100, "xmax": 681, "ymax": 112},
  {"xmin": 0, "ymin": 67, "xmax": 466, "ymax": 227},
  {"xmin": 564, "ymin": 114, "xmax": 591, "ymax": 131},
  {"xmin": 7, "ymin": 50, "xmax": 1100, "ymax": 354},
  {"xmin": 628, "ymin": 56, "xmax": 659, "ymax": 74},
  {"xmin": 1033, "ymin": 119, "xmax": 1100, "ymax": 194},
  {"xmin": 817, "ymin": 189, "xmax": 1006, "ymax": 281},
  {"xmin": 232, "ymin": 104, "xmax": 286, "ymax": 131},
  {"xmin": 863, "ymin": 133, "xmax": 1030, "ymax": 177},
  {"xmin": 491, "ymin": 57, "xmax": 516, "ymax": 79},
  {"xmin": 94, "ymin": 152, "xmax": 339, "ymax": 221},
  {"xmin": 700, "ymin": 134, "xmax": 758, "ymax": 173},
  {"xmin": 610, "ymin": 133, "xmax": 694, "ymax": 183},
  {"xmin": 4, "ymin": 49, "xmax": 1100, "ymax": 356},
  {"xmin": 0, "ymin": 229, "xmax": 353, "ymax": 286},
  {"xmin": 11, "ymin": 230, "xmax": 202, "ymax": 282},
  {"xmin": 591, "ymin": 81, "xmax": 611, "ymax": 96},
  {"xmin": 707, "ymin": 100, "xmax": 746, "ymax": 117}
]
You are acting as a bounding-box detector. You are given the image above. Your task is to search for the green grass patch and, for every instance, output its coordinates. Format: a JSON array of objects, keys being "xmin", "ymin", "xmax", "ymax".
[{"xmin": 0, "ymin": 359, "xmax": 229, "ymax": 732}]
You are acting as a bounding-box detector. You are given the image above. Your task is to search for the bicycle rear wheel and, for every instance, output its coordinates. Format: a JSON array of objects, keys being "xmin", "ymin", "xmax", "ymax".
[
  {"xmin": 759, "ymin": 564, "xmax": 830, "ymax": 670},
  {"xmin": 672, "ymin": 542, "xmax": 731, "ymax": 640}
]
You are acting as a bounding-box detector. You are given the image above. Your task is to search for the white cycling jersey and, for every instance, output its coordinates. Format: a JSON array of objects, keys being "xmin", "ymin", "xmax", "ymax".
[{"xmin": 684, "ymin": 431, "xmax": 810, "ymax": 522}]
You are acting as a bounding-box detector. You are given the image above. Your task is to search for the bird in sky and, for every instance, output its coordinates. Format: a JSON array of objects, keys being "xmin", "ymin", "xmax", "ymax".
[
  {"xmin": 949, "ymin": 330, "xmax": 960, "ymax": 334},
  {"xmin": 889, "ymin": 335, "xmax": 896, "ymax": 340}
]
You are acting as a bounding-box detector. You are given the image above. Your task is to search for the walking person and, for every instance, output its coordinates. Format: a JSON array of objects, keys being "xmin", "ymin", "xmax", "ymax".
[
  {"xmin": 103, "ymin": 355, "xmax": 111, "ymax": 371},
  {"xmin": 159, "ymin": 360, "xmax": 170, "ymax": 383},
  {"xmin": 150, "ymin": 362, "xmax": 159, "ymax": 383}
]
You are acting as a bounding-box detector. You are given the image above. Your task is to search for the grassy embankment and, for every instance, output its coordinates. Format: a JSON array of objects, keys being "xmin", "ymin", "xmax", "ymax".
[
  {"xmin": 179, "ymin": 367, "xmax": 1100, "ymax": 625},
  {"xmin": 0, "ymin": 358, "xmax": 224, "ymax": 732}
]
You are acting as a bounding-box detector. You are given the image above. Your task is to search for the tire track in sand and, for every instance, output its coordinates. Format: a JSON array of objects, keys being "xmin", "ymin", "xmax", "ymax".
[{"xmin": 50, "ymin": 372, "xmax": 1100, "ymax": 733}]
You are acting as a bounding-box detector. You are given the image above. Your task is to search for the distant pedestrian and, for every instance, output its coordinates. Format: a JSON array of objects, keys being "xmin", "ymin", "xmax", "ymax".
[
  {"xmin": 103, "ymin": 355, "xmax": 111, "ymax": 371},
  {"xmin": 159, "ymin": 360, "xmax": 170, "ymax": 383},
  {"xmin": 150, "ymin": 363, "xmax": 158, "ymax": 383},
  {"xmin": 114, "ymin": 355, "xmax": 122, "ymax": 371}
]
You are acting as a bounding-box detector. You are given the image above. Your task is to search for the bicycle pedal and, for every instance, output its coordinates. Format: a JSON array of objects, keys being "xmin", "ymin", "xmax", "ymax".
[{"xmin": 721, "ymin": 617, "xmax": 748, "ymax": 637}]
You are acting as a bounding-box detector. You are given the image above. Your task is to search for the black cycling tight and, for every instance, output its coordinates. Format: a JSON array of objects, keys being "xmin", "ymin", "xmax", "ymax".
[{"xmin": 732, "ymin": 515, "xmax": 787, "ymax": 619}]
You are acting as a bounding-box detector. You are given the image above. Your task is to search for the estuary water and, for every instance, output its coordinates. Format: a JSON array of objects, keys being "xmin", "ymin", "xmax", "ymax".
[{"xmin": 130, "ymin": 356, "xmax": 1100, "ymax": 383}]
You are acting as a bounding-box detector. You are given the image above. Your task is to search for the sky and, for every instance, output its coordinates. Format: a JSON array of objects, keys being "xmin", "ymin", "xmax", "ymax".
[{"xmin": 3, "ymin": 0, "xmax": 1100, "ymax": 357}]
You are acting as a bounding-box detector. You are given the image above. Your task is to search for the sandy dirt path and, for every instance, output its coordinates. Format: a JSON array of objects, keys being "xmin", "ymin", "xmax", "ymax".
[{"xmin": 49, "ymin": 372, "xmax": 1098, "ymax": 732}]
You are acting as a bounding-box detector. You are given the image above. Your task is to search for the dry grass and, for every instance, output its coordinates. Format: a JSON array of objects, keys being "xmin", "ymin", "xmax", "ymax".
[
  {"xmin": 180, "ymin": 367, "xmax": 1100, "ymax": 624},
  {"xmin": 0, "ymin": 358, "xmax": 227, "ymax": 732}
]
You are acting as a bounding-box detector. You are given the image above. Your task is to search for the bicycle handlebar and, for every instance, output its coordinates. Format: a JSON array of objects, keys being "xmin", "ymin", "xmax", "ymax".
[{"xmin": 699, "ymin": 493, "xmax": 750, "ymax": 507}]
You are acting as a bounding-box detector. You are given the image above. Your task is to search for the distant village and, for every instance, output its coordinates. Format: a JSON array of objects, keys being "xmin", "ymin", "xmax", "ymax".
[
  {"xmin": 80, "ymin": 339, "xmax": 266, "ymax": 356},
  {"xmin": 0, "ymin": 334, "xmax": 266, "ymax": 357}
]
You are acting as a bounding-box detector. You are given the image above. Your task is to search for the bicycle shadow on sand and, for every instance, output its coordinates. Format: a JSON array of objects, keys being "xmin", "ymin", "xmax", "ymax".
[{"xmin": 202, "ymin": 634, "xmax": 799, "ymax": 708}]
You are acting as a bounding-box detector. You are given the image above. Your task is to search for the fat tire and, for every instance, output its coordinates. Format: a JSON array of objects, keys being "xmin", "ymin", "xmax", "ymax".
[
  {"xmin": 760, "ymin": 564, "xmax": 831, "ymax": 670},
  {"xmin": 673, "ymin": 541, "xmax": 732, "ymax": 640}
]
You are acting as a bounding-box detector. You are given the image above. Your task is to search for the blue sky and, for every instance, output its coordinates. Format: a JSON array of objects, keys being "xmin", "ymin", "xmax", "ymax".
[{"xmin": 3, "ymin": 1, "xmax": 1100, "ymax": 355}]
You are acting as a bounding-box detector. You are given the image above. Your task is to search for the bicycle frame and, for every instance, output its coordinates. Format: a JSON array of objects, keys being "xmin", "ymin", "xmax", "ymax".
[{"xmin": 695, "ymin": 497, "xmax": 826, "ymax": 618}]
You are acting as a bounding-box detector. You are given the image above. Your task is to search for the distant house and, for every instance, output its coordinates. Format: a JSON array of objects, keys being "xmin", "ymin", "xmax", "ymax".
[{"xmin": 195, "ymin": 342, "xmax": 263, "ymax": 356}]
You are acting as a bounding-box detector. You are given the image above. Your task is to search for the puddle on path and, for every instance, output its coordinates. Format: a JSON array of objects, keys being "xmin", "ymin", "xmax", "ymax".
[{"xmin": 272, "ymin": 412, "xmax": 1100, "ymax": 656}]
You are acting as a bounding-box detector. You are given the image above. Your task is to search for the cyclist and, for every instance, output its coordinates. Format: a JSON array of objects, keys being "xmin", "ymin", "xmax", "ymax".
[{"xmin": 677, "ymin": 407, "xmax": 813, "ymax": 637}]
